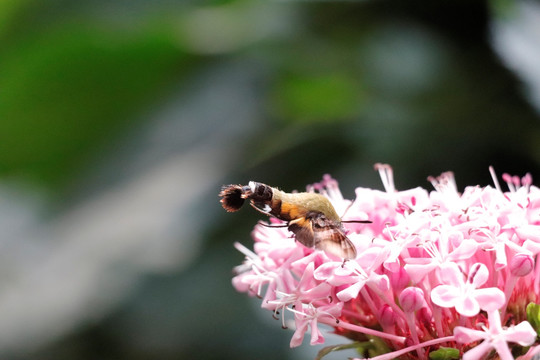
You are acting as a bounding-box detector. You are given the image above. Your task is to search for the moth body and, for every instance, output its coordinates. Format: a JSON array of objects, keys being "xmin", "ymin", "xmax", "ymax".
[{"xmin": 219, "ymin": 181, "xmax": 358, "ymax": 259}]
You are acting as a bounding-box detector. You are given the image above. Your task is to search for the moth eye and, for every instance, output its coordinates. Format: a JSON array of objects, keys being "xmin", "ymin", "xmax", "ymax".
[{"xmin": 313, "ymin": 217, "xmax": 327, "ymax": 228}]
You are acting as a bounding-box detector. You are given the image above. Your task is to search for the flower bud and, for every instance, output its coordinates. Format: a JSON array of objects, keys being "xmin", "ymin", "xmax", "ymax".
[
  {"xmin": 399, "ymin": 287, "xmax": 424, "ymax": 313},
  {"xmin": 378, "ymin": 304, "xmax": 396, "ymax": 328},
  {"xmin": 510, "ymin": 253, "xmax": 534, "ymax": 277}
]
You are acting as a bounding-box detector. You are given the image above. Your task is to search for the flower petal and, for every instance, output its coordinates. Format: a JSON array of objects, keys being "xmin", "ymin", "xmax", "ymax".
[
  {"xmin": 491, "ymin": 339, "xmax": 514, "ymax": 360},
  {"xmin": 297, "ymin": 262, "xmax": 316, "ymax": 290},
  {"xmin": 448, "ymin": 239, "xmax": 478, "ymax": 261},
  {"xmin": 468, "ymin": 263, "xmax": 489, "ymax": 288},
  {"xmin": 431, "ymin": 284, "xmax": 460, "ymax": 308},
  {"xmin": 404, "ymin": 259, "xmax": 438, "ymax": 283},
  {"xmin": 439, "ymin": 262, "xmax": 464, "ymax": 287},
  {"xmin": 303, "ymin": 282, "xmax": 333, "ymax": 301},
  {"xmin": 290, "ymin": 318, "xmax": 309, "ymax": 348},
  {"xmin": 515, "ymin": 225, "xmax": 540, "ymax": 243},
  {"xmin": 503, "ymin": 321, "xmax": 537, "ymax": 346},
  {"xmin": 337, "ymin": 280, "xmax": 365, "ymax": 302},
  {"xmin": 462, "ymin": 341, "xmax": 492, "ymax": 360},
  {"xmin": 455, "ymin": 294, "xmax": 480, "ymax": 317},
  {"xmin": 474, "ymin": 287, "xmax": 506, "ymax": 312},
  {"xmin": 313, "ymin": 262, "xmax": 342, "ymax": 281},
  {"xmin": 309, "ymin": 318, "xmax": 325, "ymax": 345},
  {"xmin": 454, "ymin": 326, "xmax": 486, "ymax": 343}
]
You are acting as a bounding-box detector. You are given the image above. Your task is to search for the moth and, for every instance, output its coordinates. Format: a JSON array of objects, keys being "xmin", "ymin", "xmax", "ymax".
[{"xmin": 219, "ymin": 181, "xmax": 370, "ymax": 259}]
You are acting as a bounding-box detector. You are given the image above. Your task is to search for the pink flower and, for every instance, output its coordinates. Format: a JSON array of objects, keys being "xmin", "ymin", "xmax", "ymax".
[
  {"xmin": 289, "ymin": 302, "xmax": 343, "ymax": 347},
  {"xmin": 266, "ymin": 262, "xmax": 332, "ymax": 317},
  {"xmin": 431, "ymin": 262, "xmax": 506, "ymax": 316},
  {"xmin": 454, "ymin": 309, "xmax": 537, "ymax": 360},
  {"xmin": 314, "ymin": 249, "xmax": 390, "ymax": 302},
  {"xmin": 230, "ymin": 167, "xmax": 540, "ymax": 360}
]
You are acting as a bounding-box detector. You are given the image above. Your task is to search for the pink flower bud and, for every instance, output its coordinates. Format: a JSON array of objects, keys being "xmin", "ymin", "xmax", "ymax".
[
  {"xmin": 522, "ymin": 173, "xmax": 533, "ymax": 186},
  {"xmin": 399, "ymin": 287, "xmax": 424, "ymax": 313},
  {"xmin": 510, "ymin": 253, "xmax": 534, "ymax": 277},
  {"xmin": 378, "ymin": 304, "xmax": 395, "ymax": 328}
]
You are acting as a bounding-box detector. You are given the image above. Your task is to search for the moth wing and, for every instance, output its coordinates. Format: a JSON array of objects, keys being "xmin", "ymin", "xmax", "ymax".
[
  {"xmin": 288, "ymin": 215, "xmax": 357, "ymax": 260},
  {"xmin": 315, "ymin": 228, "xmax": 357, "ymax": 260},
  {"xmin": 288, "ymin": 217, "xmax": 316, "ymax": 248}
]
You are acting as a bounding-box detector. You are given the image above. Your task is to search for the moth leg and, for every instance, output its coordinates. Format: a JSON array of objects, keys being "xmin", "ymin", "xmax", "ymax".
[
  {"xmin": 257, "ymin": 220, "xmax": 288, "ymax": 228},
  {"xmin": 249, "ymin": 201, "xmax": 273, "ymax": 216}
]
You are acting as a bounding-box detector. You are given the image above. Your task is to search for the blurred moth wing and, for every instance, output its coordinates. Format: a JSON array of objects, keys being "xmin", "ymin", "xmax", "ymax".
[{"xmin": 287, "ymin": 212, "xmax": 357, "ymax": 260}]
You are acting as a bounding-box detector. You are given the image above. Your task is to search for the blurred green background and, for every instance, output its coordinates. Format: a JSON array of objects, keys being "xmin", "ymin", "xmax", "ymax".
[{"xmin": 1, "ymin": 0, "xmax": 540, "ymax": 359}]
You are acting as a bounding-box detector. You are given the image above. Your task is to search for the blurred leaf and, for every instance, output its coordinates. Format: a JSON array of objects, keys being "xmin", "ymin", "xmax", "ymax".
[
  {"xmin": 0, "ymin": 0, "xmax": 35, "ymax": 36},
  {"xmin": 0, "ymin": 23, "xmax": 188, "ymax": 188},
  {"xmin": 489, "ymin": 0, "xmax": 518, "ymax": 19},
  {"xmin": 429, "ymin": 347, "xmax": 460, "ymax": 360},
  {"xmin": 526, "ymin": 302, "xmax": 540, "ymax": 337},
  {"xmin": 273, "ymin": 73, "xmax": 362, "ymax": 123}
]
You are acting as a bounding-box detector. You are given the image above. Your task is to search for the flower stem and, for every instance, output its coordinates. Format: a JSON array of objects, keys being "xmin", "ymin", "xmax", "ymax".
[{"xmin": 320, "ymin": 318, "xmax": 406, "ymax": 344}]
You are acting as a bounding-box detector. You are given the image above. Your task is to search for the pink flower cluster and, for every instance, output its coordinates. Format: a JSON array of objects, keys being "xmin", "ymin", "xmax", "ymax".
[{"xmin": 232, "ymin": 164, "xmax": 540, "ymax": 360}]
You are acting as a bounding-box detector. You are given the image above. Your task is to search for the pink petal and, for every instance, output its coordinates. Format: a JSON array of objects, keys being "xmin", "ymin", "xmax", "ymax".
[
  {"xmin": 303, "ymin": 282, "xmax": 333, "ymax": 301},
  {"xmin": 290, "ymin": 251, "xmax": 330, "ymax": 273},
  {"xmin": 290, "ymin": 319, "xmax": 309, "ymax": 348},
  {"xmin": 337, "ymin": 280, "xmax": 364, "ymax": 302},
  {"xmin": 454, "ymin": 326, "xmax": 486, "ymax": 343},
  {"xmin": 504, "ymin": 321, "xmax": 537, "ymax": 346},
  {"xmin": 232, "ymin": 275, "xmax": 250, "ymax": 292},
  {"xmin": 462, "ymin": 341, "xmax": 493, "ymax": 360},
  {"xmin": 404, "ymin": 260, "xmax": 438, "ymax": 283},
  {"xmin": 383, "ymin": 258, "xmax": 401, "ymax": 273},
  {"xmin": 448, "ymin": 231, "xmax": 464, "ymax": 248},
  {"xmin": 320, "ymin": 302, "xmax": 343, "ymax": 318},
  {"xmin": 492, "ymin": 340, "xmax": 514, "ymax": 360},
  {"xmin": 261, "ymin": 282, "xmax": 279, "ymax": 309},
  {"xmin": 387, "ymin": 266, "xmax": 410, "ymax": 292},
  {"xmin": 297, "ymin": 262, "xmax": 315, "ymax": 290},
  {"xmin": 516, "ymin": 225, "xmax": 540, "ymax": 242},
  {"xmin": 309, "ymin": 319, "xmax": 325, "ymax": 345},
  {"xmin": 468, "ymin": 263, "xmax": 489, "ymax": 288},
  {"xmin": 357, "ymin": 246, "xmax": 387, "ymax": 268},
  {"xmin": 455, "ymin": 295, "xmax": 480, "ymax": 317},
  {"xmin": 333, "ymin": 264, "xmax": 355, "ymax": 277},
  {"xmin": 474, "ymin": 287, "xmax": 506, "ymax": 312},
  {"xmin": 431, "ymin": 284, "xmax": 460, "ymax": 308},
  {"xmin": 372, "ymin": 273, "xmax": 390, "ymax": 292},
  {"xmin": 523, "ymin": 239, "xmax": 540, "ymax": 255},
  {"xmin": 439, "ymin": 262, "xmax": 464, "ymax": 287},
  {"xmin": 494, "ymin": 243, "xmax": 508, "ymax": 270},
  {"xmin": 448, "ymin": 239, "xmax": 478, "ymax": 261},
  {"xmin": 313, "ymin": 262, "xmax": 341, "ymax": 281}
]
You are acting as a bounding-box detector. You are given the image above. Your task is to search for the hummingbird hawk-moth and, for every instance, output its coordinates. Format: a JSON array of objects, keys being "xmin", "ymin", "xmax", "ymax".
[{"xmin": 219, "ymin": 181, "xmax": 370, "ymax": 259}]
